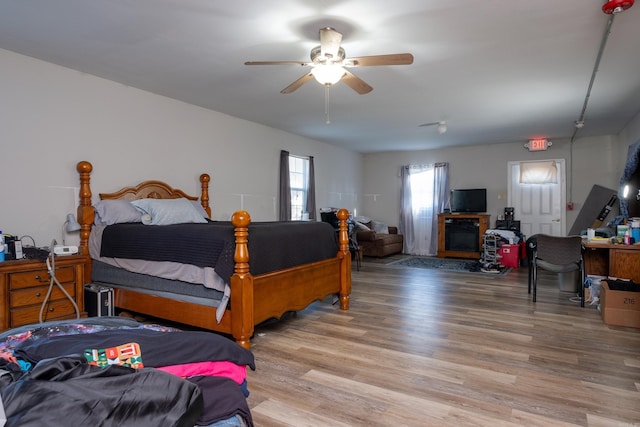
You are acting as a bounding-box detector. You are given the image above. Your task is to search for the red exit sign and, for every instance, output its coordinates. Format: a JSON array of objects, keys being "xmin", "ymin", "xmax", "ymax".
[{"xmin": 526, "ymin": 138, "xmax": 552, "ymax": 151}]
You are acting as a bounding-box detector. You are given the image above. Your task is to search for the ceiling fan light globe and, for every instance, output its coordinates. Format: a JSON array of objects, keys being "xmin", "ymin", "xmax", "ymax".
[
  {"xmin": 437, "ymin": 122, "xmax": 447, "ymax": 134},
  {"xmin": 311, "ymin": 65, "xmax": 346, "ymax": 85}
]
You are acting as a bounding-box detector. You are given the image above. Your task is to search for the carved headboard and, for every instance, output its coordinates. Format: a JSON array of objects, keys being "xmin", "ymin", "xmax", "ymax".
[{"xmin": 75, "ymin": 160, "xmax": 211, "ymax": 254}]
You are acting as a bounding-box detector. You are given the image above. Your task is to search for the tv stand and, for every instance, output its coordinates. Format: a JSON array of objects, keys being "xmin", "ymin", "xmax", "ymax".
[{"xmin": 438, "ymin": 214, "xmax": 490, "ymax": 259}]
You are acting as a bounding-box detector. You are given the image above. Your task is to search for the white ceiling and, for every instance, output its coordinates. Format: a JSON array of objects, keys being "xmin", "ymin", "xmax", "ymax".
[{"xmin": 2, "ymin": 0, "xmax": 639, "ymax": 153}]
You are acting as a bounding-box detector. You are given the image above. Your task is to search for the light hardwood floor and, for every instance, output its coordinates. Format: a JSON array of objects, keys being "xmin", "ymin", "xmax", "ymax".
[{"xmin": 246, "ymin": 257, "xmax": 640, "ymax": 426}]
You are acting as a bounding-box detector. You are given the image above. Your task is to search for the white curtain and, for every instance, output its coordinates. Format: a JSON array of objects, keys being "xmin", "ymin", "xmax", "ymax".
[
  {"xmin": 519, "ymin": 160, "xmax": 558, "ymax": 184},
  {"xmin": 399, "ymin": 162, "xmax": 449, "ymax": 256}
]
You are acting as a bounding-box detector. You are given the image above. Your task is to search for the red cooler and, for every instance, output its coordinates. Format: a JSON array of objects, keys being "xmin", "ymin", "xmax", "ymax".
[{"xmin": 498, "ymin": 244, "xmax": 519, "ymax": 268}]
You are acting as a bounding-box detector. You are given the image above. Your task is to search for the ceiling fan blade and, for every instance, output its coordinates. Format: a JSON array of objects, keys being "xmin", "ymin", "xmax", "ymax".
[
  {"xmin": 280, "ymin": 72, "xmax": 314, "ymax": 94},
  {"xmin": 419, "ymin": 122, "xmax": 439, "ymax": 127},
  {"xmin": 245, "ymin": 60, "xmax": 310, "ymax": 66},
  {"xmin": 346, "ymin": 53, "xmax": 414, "ymax": 67},
  {"xmin": 341, "ymin": 70, "xmax": 373, "ymax": 94},
  {"xmin": 320, "ymin": 27, "xmax": 342, "ymax": 59}
]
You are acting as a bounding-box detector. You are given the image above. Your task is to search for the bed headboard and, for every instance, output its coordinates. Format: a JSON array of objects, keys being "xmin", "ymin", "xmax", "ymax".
[{"xmin": 76, "ymin": 160, "xmax": 211, "ymax": 254}]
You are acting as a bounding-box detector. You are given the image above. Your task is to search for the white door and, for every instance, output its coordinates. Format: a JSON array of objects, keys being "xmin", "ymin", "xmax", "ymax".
[{"xmin": 508, "ymin": 159, "xmax": 565, "ymax": 238}]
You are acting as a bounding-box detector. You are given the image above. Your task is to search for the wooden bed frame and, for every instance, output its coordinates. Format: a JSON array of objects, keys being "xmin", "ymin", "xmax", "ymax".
[{"xmin": 75, "ymin": 161, "xmax": 351, "ymax": 349}]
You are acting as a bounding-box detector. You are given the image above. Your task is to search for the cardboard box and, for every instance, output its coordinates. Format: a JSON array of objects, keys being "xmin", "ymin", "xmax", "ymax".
[
  {"xmin": 498, "ymin": 244, "xmax": 519, "ymax": 268},
  {"xmin": 600, "ymin": 281, "xmax": 640, "ymax": 328}
]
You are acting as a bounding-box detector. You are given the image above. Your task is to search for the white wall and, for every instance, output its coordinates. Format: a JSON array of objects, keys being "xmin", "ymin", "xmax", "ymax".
[
  {"xmin": 4, "ymin": 46, "xmax": 638, "ymax": 248},
  {"xmin": 0, "ymin": 49, "xmax": 363, "ymax": 247},
  {"xmin": 362, "ymin": 133, "xmax": 632, "ymax": 232}
]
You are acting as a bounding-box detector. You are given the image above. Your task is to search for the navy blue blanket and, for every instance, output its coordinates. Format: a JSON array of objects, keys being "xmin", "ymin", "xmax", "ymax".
[{"xmin": 100, "ymin": 220, "xmax": 338, "ymax": 283}]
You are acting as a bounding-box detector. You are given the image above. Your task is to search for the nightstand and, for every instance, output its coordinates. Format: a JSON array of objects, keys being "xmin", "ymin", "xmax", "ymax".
[{"xmin": 0, "ymin": 255, "xmax": 88, "ymax": 331}]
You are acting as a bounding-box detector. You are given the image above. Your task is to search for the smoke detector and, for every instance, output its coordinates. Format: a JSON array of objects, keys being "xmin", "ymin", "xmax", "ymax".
[{"xmin": 602, "ymin": 0, "xmax": 634, "ymax": 14}]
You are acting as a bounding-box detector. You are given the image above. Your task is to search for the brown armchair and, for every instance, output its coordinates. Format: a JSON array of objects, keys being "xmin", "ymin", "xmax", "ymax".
[{"xmin": 355, "ymin": 221, "xmax": 404, "ymax": 258}]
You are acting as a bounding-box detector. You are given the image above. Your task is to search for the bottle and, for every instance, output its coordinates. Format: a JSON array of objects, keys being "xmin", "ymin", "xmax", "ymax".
[
  {"xmin": 632, "ymin": 219, "xmax": 640, "ymax": 243},
  {"xmin": 0, "ymin": 230, "xmax": 4, "ymax": 262}
]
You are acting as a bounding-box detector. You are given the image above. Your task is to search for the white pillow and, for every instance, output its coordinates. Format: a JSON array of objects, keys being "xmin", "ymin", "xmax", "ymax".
[
  {"xmin": 371, "ymin": 220, "xmax": 389, "ymax": 234},
  {"xmin": 353, "ymin": 216, "xmax": 372, "ymax": 224},
  {"xmin": 93, "ymin": 200, "xmax": 142, "ymax": 225},
  {"xmin": 354, "ymin": 221, "xmax": 371, "ymax": 231},
  {"xmin": 131, "ymin": 198, "xmax": 208, "ymax": 225}
]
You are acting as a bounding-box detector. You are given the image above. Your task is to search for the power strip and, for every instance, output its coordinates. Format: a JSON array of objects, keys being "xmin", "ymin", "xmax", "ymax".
[{"xmin": 53, "ymin": 245, "xmax": 79, "ymax": 256}]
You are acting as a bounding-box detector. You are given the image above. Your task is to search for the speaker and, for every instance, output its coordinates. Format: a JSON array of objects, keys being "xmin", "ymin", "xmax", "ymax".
[{"xmin": 504, "ymin": 207, "xmax": 514, "ymax": 221}]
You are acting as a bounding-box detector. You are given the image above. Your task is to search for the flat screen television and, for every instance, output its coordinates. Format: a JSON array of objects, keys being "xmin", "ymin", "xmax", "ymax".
[{"xmin": 450, "ymin": 188, "xmax": 487, "ymax": 213}]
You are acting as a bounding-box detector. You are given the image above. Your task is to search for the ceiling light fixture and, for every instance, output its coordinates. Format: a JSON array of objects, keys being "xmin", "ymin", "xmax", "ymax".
[
  {"xmin": 311, "ymin": 65, "xmax": 346, "ymax": 86},
  {"xmin": 574, "ymin": 120, "xmax": 585, "ymax": 129}
]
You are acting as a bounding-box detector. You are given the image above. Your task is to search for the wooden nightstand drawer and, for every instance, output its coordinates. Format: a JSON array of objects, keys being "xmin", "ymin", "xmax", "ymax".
[
  {"xmin": 9, "ymin": 267, "xmax": 76, "ymax": 290},
  {"xmin": 11, "ymin": 299, "xmax": 78, "ymax": 327},
  {"xmin": 10, "ymin": 283, "xmax": 76, "ymax": 309},
  {"xmin": 1, "ymin": 255, "xmax": 88, "ymax": 331}
]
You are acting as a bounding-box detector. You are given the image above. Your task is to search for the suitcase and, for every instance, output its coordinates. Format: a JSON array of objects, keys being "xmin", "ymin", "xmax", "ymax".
[{"xmin": 84, "ymin": 283, "xmax": 114, "ymax": 317}]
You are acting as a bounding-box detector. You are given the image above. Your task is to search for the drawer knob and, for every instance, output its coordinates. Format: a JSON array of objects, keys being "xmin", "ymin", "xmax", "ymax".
[
  {"xmin": 49, "ymin": 308, "xmax": 55, "ymax": 312},
  {"xmin": 35, "ymin": 275, "xmax": 50, "ymax": 283},
  {"xmin": 36, "ymin": 292, "xmax": 41, "ymax": 298}
]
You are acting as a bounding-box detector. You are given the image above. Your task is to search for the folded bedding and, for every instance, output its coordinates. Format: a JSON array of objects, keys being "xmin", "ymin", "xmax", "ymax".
[
  {"xmin": 2, "ymin": 356, "xmax": 204, "ymax": 427},
  {"xmin": 0, "ymin": 318, "xmax": 255, "ymax": 427},
  {"xmin": 13, "ymin": 329, "xmax": 256, "ymax": 369}
]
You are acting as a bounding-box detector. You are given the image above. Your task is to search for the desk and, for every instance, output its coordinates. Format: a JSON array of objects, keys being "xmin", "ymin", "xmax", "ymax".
[{"xmin": 583, "ymin": 241, "xmax": 640, "ymax": 282}]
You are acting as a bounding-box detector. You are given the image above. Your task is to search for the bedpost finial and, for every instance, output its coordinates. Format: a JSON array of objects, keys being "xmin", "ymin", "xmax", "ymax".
[
  {"xmin": 231, "ymin": 210, "xmax": 251, "ymax": 227},
  {"xmin": 77, "ymin": 161, "xmax": 93, "ymax": 173},
  {"xmin": 200, "ymin": 173, "xmax": 210, "ymax": 184},
  {"xmin": 336, "ymin": 208, "xmax": 350, "ymax": 221}
]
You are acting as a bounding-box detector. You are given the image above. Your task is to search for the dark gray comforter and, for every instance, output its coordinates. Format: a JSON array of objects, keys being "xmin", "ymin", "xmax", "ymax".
[{"xmin": 100, "ymin": 220, "xmax": 339, "ymax": 283}]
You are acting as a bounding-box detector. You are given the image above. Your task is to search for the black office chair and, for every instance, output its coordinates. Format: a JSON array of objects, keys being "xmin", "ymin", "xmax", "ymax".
[
  {"xmin": 528, "ymin": 234, "xmax": 585, "ymax": 307},
  {"xmin": 321, "ymin": 210, "xmax": 361, "ymax": 271}
]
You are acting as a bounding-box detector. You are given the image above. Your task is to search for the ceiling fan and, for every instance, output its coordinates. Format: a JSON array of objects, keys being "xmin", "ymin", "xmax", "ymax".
[
  {"xmin": 244, "ymin": 27, "xmax": 414, "ymax": 94},
  {"xmin": 419, "ymin": 121, "xmax": 447, "ymax": 134}
]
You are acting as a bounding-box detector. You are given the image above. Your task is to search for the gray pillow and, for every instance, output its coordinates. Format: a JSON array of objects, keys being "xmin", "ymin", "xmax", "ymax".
[
  {"xmin": 131, "ymin": 198, "xmax": 208, "ymax": 225},
  {"xmin": 371, "ymin": 220, "xmax": 389, "ymax": 234},
  {"xmin": 94, "ymin": 200, "xmax": 142, "ymax": 225},
  {"xmin": 191, "ymin": 200, "xmax": 209, "ymax": 219}
]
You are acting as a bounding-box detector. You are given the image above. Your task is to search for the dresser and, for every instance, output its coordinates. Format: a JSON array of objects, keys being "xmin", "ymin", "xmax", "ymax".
[{"xmin": 0, "ymin": 255, "xmax": 88, "ymax": 331}]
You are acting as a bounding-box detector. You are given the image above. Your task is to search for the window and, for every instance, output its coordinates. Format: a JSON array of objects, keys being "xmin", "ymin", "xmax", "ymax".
[
  {"xmin": 279, "ymin": 150, "xmax": 316, "ymax": 221},
  {"xmin": 289, "ymin": 155, "xmax": 309, "ymax": 221},
  {"xmin": 519, "ymin": 160, "xmax": 558, "ymax": 184},
  {"xmin": 409, "ymin": 167, "xmax": 435, "ymax": 215}
]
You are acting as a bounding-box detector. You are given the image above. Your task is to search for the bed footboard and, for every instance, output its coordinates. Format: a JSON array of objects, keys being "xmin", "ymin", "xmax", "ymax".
[{"xmin": 228, "ymin": 208, "xmax": 351, "ymax": 349}]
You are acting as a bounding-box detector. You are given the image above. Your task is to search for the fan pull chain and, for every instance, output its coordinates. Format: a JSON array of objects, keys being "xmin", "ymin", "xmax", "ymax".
[{"xmin": 324, "ymin": 84, "xmax": 331, "ymax": 124}]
